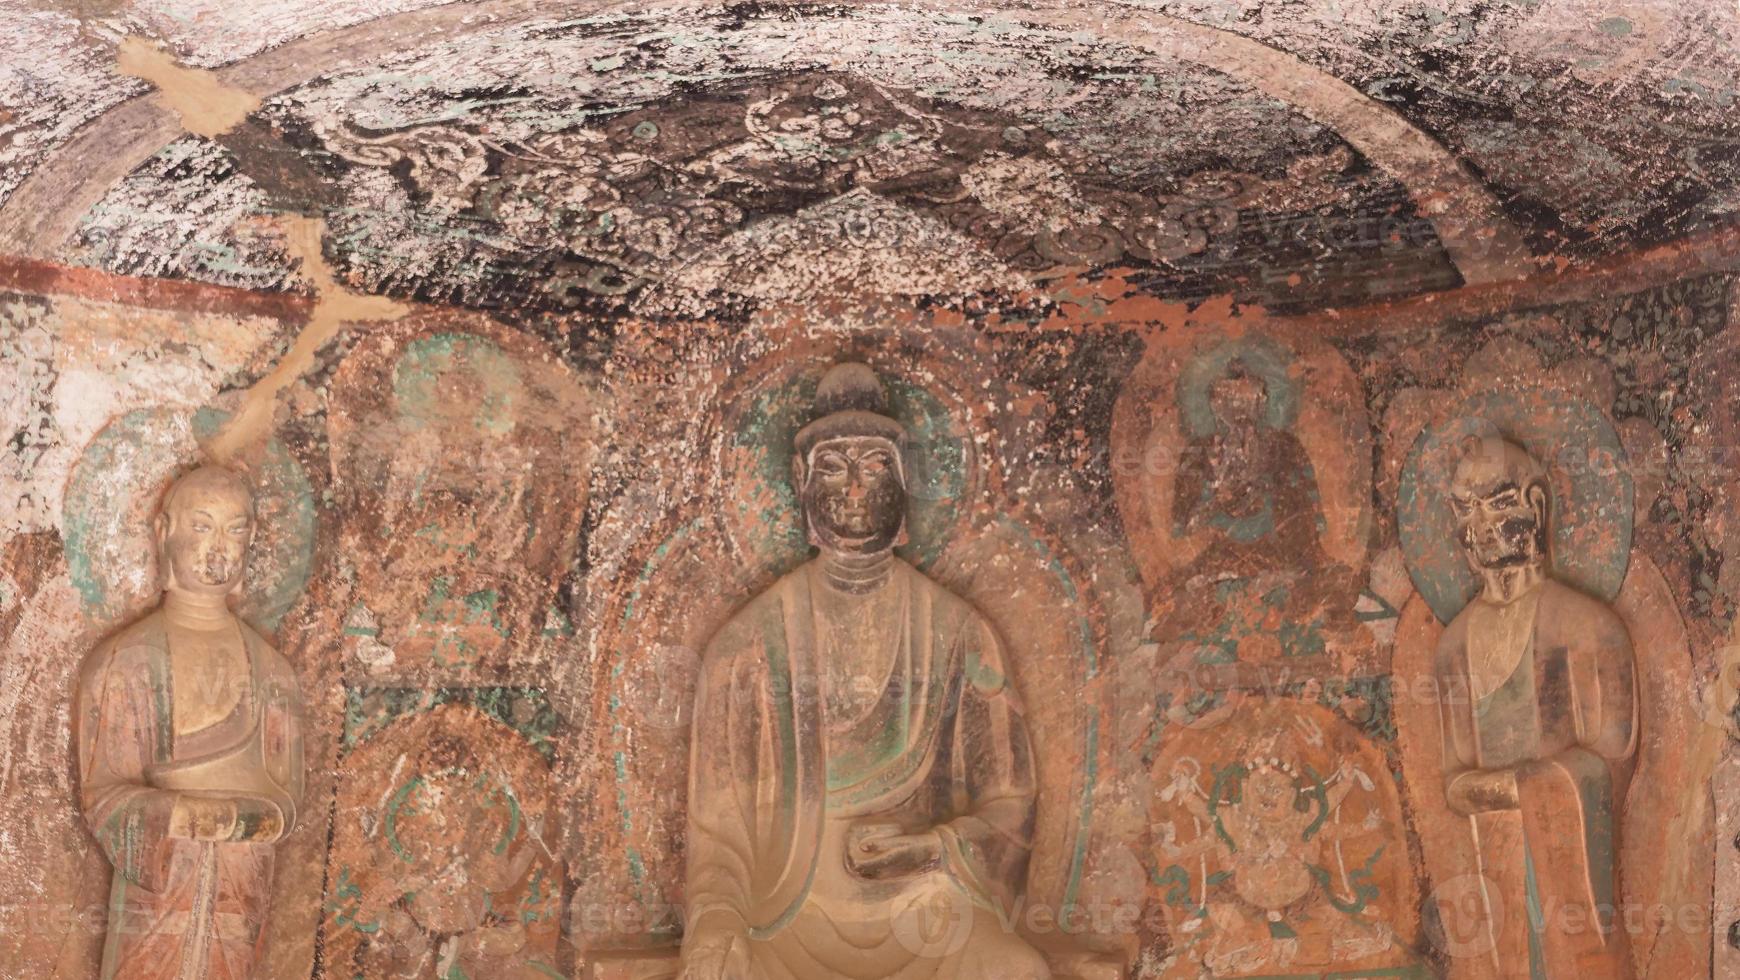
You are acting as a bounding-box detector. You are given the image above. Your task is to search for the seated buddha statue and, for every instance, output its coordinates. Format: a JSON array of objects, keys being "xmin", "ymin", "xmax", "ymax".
[{"xmin": 680, "ymin": 363, "xmax": 1050, "ymax": 980}]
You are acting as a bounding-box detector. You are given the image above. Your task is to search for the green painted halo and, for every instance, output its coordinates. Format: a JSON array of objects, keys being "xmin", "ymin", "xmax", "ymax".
[
  {"xmin": 61, "ymin": 406, "xmax": 316, "ymax": 631},
  {"xmin": 1177, "ymin": 334, "xmax": 1302, "ymax": 438}
]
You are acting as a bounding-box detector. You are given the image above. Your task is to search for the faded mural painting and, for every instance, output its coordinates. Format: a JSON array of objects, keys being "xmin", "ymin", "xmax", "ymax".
[{"xmin": 1, "ymin": 3, "xmax": 1738, "ymax": 980}]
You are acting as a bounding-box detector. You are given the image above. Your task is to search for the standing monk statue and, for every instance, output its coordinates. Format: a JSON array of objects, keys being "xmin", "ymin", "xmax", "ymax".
[
  {"xmin": 1434, "ymin": 436, "xmax": 1637, "ymax": 978},
  {"xmin": 680, "ymin": 363, "xmax": 1050, "ymax": 980},
  {"xmin": 76, "ymin": 465, "xmax": 306, "ymax": 980}
]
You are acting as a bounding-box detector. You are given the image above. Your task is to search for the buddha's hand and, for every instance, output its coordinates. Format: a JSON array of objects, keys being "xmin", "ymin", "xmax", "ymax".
[
  {"xmin": 227, "ymin": 794, "xmax": 286, "ymax": 842},
  {"xmin": 846, "ymin": 821, "xmax": 943, "ymax": 880},
  {"xmin": 168, "ymin": 793, "xmax": 284, "ymax": 843},
  {"xmin": 679, "ymin": 930, "xmax": 752, "ymax": 980},
  {"xmin": 1445, "ymin": 768, "xmax": 1520, "ymax": 815},
  {"xmin": 169, "ymin": 793, "xmax": 238, "ymax": 842}
]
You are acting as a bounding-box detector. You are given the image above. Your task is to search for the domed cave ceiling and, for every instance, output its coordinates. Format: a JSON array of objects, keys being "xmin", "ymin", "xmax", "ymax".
[
  {"xmin": 3, "ymin": 5, "xmax": 1740, "ymax": 979},
  {"xmin": 1, "ymin": 0, "xmax": 1737, "ymax": 324}
]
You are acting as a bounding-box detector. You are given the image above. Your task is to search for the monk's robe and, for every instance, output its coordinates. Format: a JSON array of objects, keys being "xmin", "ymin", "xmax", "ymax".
[
  {"xmin": 76, "ymin": 613, "xmax": 305, "ymax": 980},
  {"xmin": 684, "ymin": 560, "xmax": 1048, "ymax": 979},
  {"xmin": 1435, "ymin": 579, "xmax": 1637, "ymax": 979}
]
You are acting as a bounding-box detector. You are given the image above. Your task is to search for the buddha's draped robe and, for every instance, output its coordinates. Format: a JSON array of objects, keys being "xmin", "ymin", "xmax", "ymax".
[
  {"xmin": 77, "ymin": 612, "xmax": 305, "ymax": 980},
  {"xmin": 684, "ymin": 560, "xmax": 1047, "ymax": 979},
  {"xmin": 1435, "ymin": 579, "xmax": 1637, "ymax": 979}
]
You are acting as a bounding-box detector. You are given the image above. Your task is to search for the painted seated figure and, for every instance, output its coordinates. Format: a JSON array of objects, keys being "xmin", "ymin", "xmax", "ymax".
[
  {"xmin": 1164, "ymin": 361, "xmax": 1363, "ymax": 663},
  {"xmin": 1433, "ymin": 436, "xmax": 1637, "ymax": 978},
  {"xmin": 76, "ymin": 464, "xmax": 306, "ymax": 980},
  {"xmin": 679, "ymin": 363, "xmax": 1049, "ymax": 980}
]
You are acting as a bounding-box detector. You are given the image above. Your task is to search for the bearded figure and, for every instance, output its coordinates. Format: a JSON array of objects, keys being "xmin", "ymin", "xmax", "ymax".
[{"xmin": 1433, "ymin": 436, "xmax": 1637, "ymax": 978}]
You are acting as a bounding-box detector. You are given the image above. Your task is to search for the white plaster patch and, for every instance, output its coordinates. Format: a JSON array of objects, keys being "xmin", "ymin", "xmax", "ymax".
[
  {"xmin": 961, "ymin": 152, "xmax": 1103, "ymax": 235},
  {"xmin": 0, "ymin": 298, "xmax": 67, "ymax": 535},
  {"xmin": 641, "ymin": 189, "xmax": 1028, "ymax": 316},
  {"xmin": 74, "ymin": 138, "xmax": 302, "ymax": 291},
  {"xmin": 127, "ymin": 0, "xmax": 462, "ymax": 67},
  {"xmin": 0, "ymin": 294, "xmax": 285, "ymax": 535}
]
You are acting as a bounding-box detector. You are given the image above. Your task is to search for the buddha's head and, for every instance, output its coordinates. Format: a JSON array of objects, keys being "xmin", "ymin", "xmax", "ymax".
[
  {"xmin": 1197, "ymin": 362, "xmax": 1274, "ymax": 508},
  {"xmin": 1208, "ymin": 361, "xmax": 1266, "ymax": 433},
  {"xmin": 1448, "ymin": 434, "xmax": 1549, "ymax": 576},
  {"xmin": 157, "ymin": 464, "xmax": 255, "ymax": 597},
  {"xmin": 792, "ymin": 363, "xmax": 908, "ymax": 556}
]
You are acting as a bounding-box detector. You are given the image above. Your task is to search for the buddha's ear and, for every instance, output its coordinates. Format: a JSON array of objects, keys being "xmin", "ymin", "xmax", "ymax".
[
  {"xmin": 791, "ymin": 452, "xmax": 807, "ymax": 490},
  {"xmin": 154, "ymin": 511, "xmax": 174, "ymax": 590},
  {"xmin": 1526, "ymin": 480, "xmax": 1551, "ymax": 550},
  {"xmin": 229, "ymin": 525, "xmax": 251, "ymax": 597},
  {"xmin": 1526, "ymin": 480, "xmax": 1549, "ymax": 525}
]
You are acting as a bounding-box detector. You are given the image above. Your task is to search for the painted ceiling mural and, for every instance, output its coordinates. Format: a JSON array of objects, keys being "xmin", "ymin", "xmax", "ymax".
[
  {"xmin": 64, "ymin": 9, "xmax": 1451, "ymax": 317},
  {"xmin": 0, "ymin": 0, "xmax": 1736, "ymax": 321}
]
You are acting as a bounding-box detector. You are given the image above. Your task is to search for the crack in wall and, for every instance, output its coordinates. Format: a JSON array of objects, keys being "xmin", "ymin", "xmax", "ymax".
[
  {"xmin": 204, "ymin": 216, "xmax": 408, "ymax": 463},
  {"xmin": 106, "ymin": 40, "xmax": 411, "ymax": 462},
  {"xmin": 115, "ymin": 35, "xmax": 259, "ymax": 139}
]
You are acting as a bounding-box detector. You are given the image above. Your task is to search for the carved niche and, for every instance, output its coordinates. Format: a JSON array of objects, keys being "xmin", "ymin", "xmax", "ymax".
[
  {"xmin": 576, "ymin": 329, "xmax": 1130, "ymax": 979},
  {"xmin": 1390, "ymin": 364, "xmax": 1711, "ymax": 980},
  {"xmin": 75, "ymin": 464, "xmax": 307, "ymax": 980}
]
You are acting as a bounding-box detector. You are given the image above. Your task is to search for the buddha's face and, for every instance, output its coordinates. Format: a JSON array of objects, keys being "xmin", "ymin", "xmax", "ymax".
[
  {"xmin": 1208, "ymin": 373, "xmax": 1264, "ymax": 432},
  {"xmin": 798, "ymin": 436, "xmax": 906, "ymax": 554},
  {"xmin": 1206, "ymin": 371, "xmax": 1267, "ymax": 486},
  {"xmin": 1449, "ymin": 450, "xmax": 1547, "ymax": 572},
  {"xmin": 159, "ymin": 471, "xmax": 255, "ymax": 596}
]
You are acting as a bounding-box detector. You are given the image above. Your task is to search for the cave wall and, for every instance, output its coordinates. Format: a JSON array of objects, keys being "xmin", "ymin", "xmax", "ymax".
[{"xmin": 0, "ymin": 252, "xmax": 1733, "ymax": 979}]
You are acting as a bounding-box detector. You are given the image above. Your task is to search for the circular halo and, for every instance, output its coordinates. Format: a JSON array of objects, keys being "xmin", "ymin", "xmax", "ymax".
[
  {"xmin": 1397, "ymin": 388, "xmax": 1633, "ymax": 624},
  {"xmin": 722, "ymin": 367, "xmax": 977, "ymax": 573},
  {"xmin": 1176, "ymin": 335, "xmax": 1302, "ymax": 438},
  {"xmin": 61, "ymin": 406, "xmax": 317, "ymax": 631},
  {"xmin": 391, "ymin": 332, "xmax": 524, "ymax": 437}
]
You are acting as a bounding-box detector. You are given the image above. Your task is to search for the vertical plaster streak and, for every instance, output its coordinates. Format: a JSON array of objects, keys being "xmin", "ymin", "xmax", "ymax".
[
  {"xmin": 204, "ymin": 217, "xmax": 408, "ymax": 463},
  {"xmin": 1669, "ymin": 634, "xmax": 1739, "ymax": 909}
]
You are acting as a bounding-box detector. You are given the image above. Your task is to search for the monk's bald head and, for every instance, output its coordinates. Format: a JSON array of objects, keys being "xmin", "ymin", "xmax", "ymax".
[
  {"xmin": 163, "ymin": 465, "xmax": 253, "ymax": 521},
  {"xmin": 1448, "ymin": 435, "xmax": 1549, "ymax": 573},
  {"xmin": 158, "ymin": 465, "xmax": 255, "ymax": 595}
]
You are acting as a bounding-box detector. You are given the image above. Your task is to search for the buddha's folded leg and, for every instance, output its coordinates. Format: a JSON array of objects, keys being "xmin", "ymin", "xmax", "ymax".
[{"xmin": 952, "ymin": 910, "xmax": 1051, "ymax": 980}]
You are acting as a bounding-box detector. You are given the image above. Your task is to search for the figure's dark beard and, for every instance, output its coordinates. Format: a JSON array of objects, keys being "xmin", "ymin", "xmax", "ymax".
[
  {"xmin": 1468, "ymin": 540, "xmax": 1547, "ymax": 605},
  {"xmin": 1464, "ymin": 517, "xmax": 1543, "ymax": 571}
]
